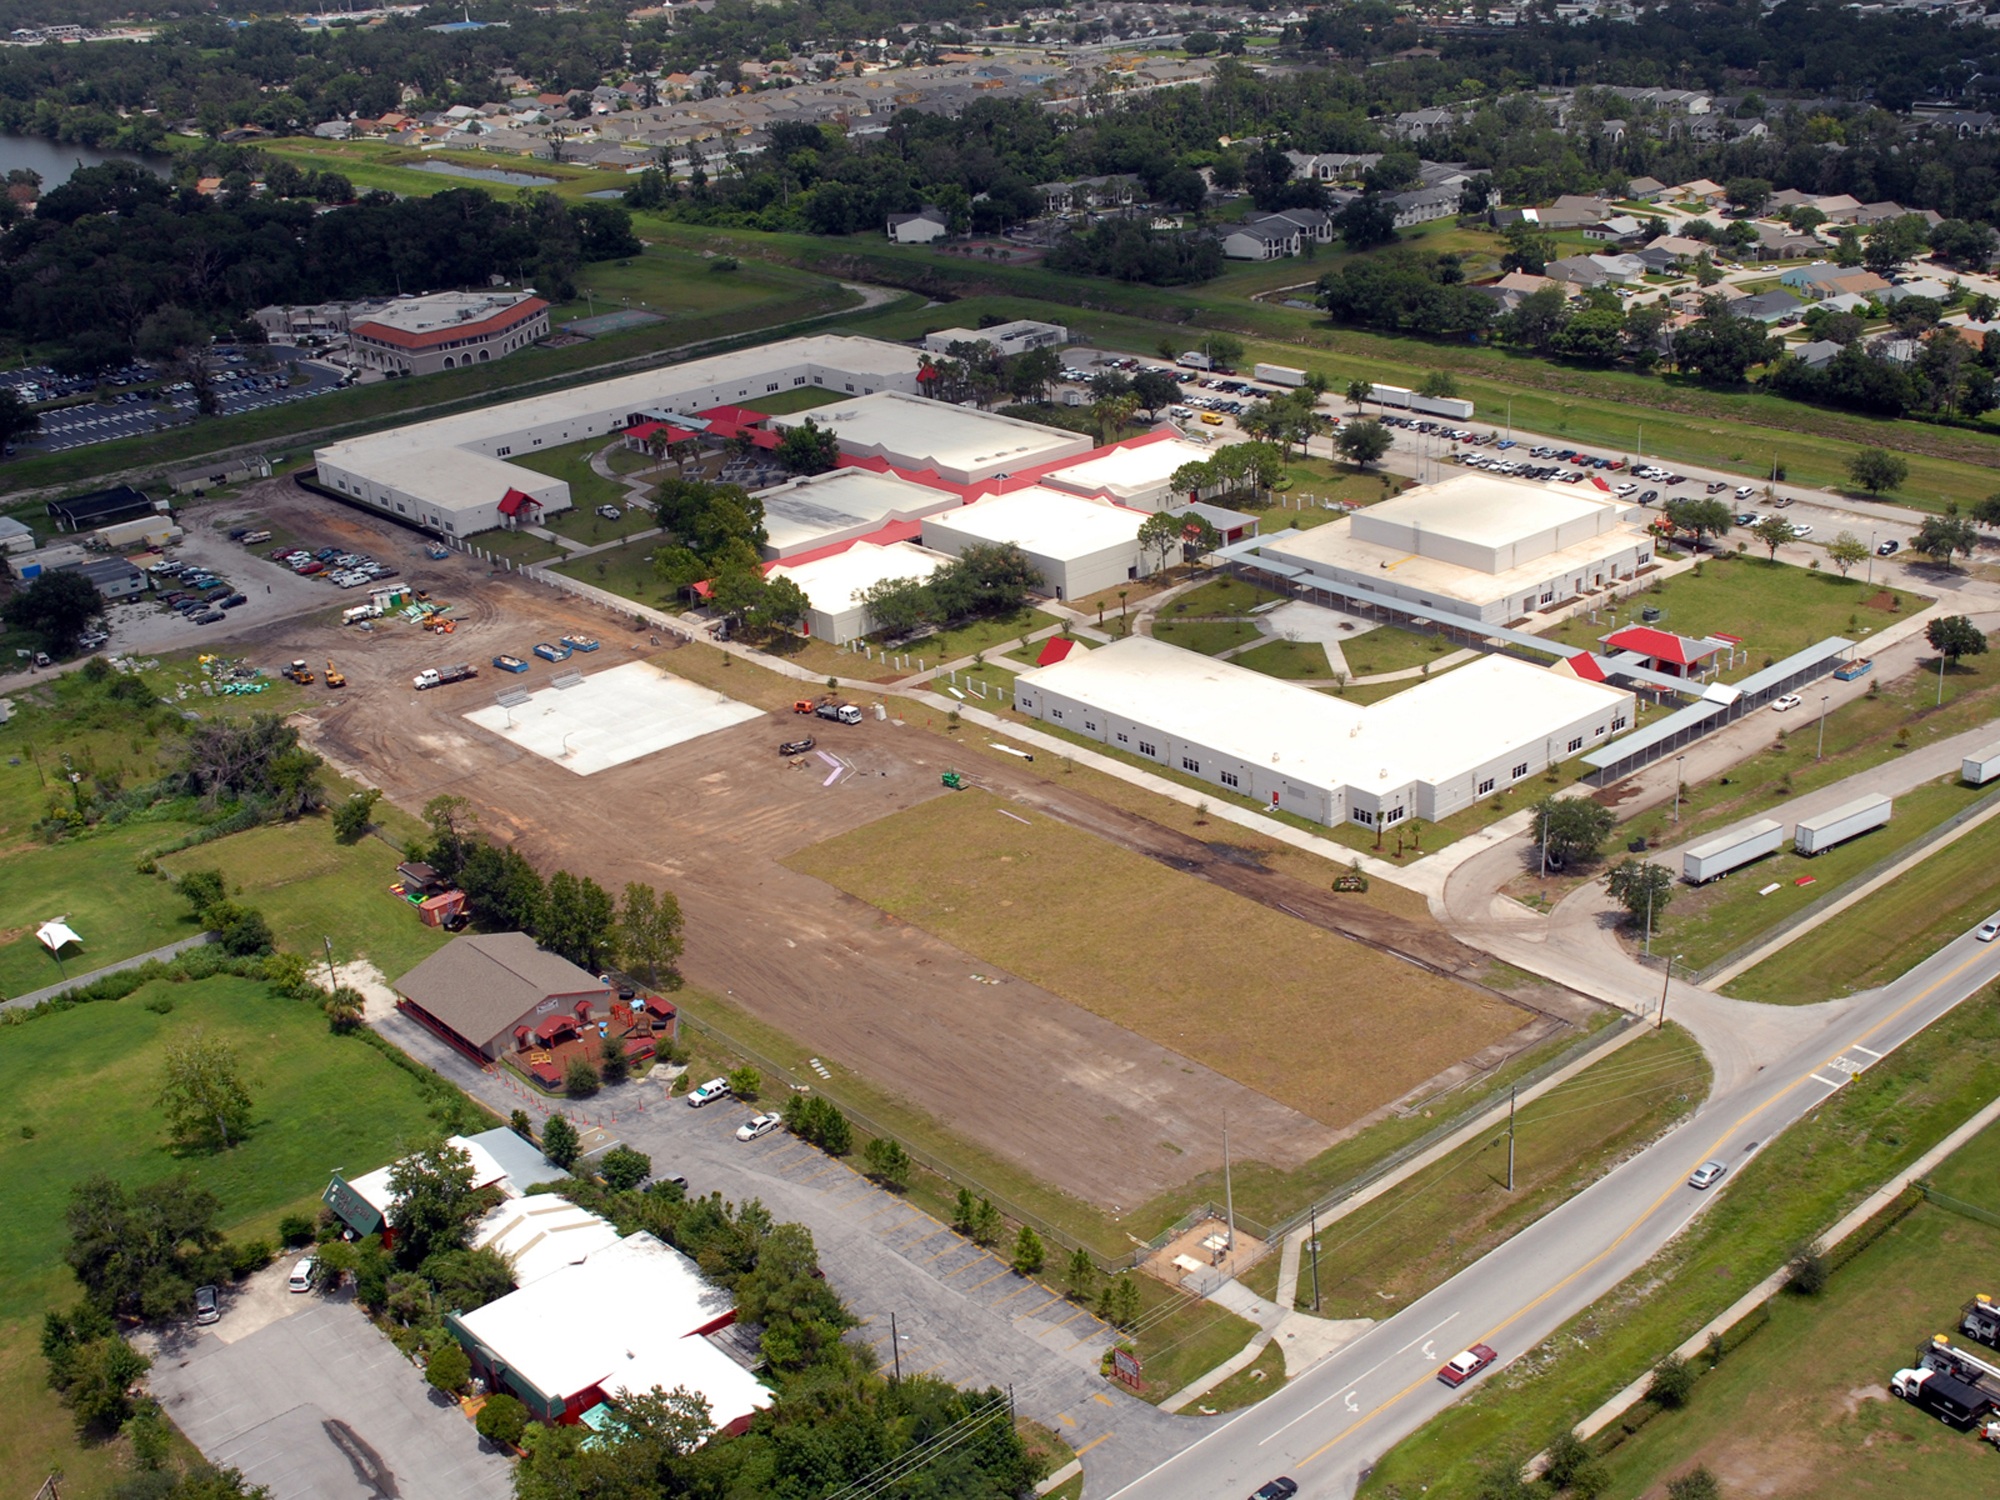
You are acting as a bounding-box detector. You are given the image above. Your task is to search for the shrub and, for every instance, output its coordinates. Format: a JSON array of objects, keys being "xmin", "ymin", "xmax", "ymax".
[
  {"xmin": 861, "ymin": 1136, "xmax": 911, "ymax": 1190},
  {"xmin": 1788, "ymin": 1241, "xmax": 1829, "ymax": 1296},
  {"xmin": 725, "ymin": 1064, "xmax": 761, "ymax": 1100},
  {"xmin": 564, "ymin": 1057, "xmax": 600, "ymax": 1098},
  {"xmin": 476, "ymin": 1392, "xmax": 529, "ymax": 1447},
  {"xmin": 598, "ymin": 1032, "xmax": 629, "ymax": 1086},
  {"xmin": 425, "ymin": 1340, "xmax": 471, "ymax": 1395},
  {"xmin": 509, "ymin": 1108, "xmax": 532, "ymax": 1140},
  {"xmin": 228, "ymin": 1239, "xmax": 274, "ymax": 1278},
  {"xmin": 1666, "ymin": 1467, "xmax": 1721, "ymax": 1500},
  {"xmin": 540, "ymin": 1114, "xmax": 581, "ymax": 1170},
  {"xmin": 599, "ymin": 1145, "xmax": 652, "ymax": 1192},
  {"xmin": 1012, "ymin": 1225, "xmax": 1045, "ymax": 1276},
  {"xmin": 1649, "ymin": 1351, "xmax": 1695, "ymax": 1408},
  {"xmin": 1542, "ymin": 1430, "xmax": 1592, "ymax": 1489}
]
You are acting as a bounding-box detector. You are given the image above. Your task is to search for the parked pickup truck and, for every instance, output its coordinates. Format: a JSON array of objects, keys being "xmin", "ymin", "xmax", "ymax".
[
  {"xmin": 413, "ymin": 663, "xmax": 478, "ymax": 690},
  {"xmin": 815, "ymin": 701, "xmax": 863, "ymax": 725}
]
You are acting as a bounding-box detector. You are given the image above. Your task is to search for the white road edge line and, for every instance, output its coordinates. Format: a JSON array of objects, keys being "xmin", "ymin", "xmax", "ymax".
[{"xmin": 1260, "ymin": 1312, "xmax": 1459, "ymax": 1447}]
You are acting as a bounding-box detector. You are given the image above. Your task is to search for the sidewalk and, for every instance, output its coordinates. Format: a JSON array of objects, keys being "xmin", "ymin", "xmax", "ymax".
[{"xmin": 3, "ymin": 931, "xmax": 217, "ymax": 1011}]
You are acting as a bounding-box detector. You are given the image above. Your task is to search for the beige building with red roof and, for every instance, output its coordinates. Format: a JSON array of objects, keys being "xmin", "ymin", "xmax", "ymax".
[{"xmin": 349, "ymin": 290, "xmax": 550, "ymax": 377}]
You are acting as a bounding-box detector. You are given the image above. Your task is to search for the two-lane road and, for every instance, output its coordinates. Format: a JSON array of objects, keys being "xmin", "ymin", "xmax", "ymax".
[{"xmin": 1104, "ymin": 929, "xmax": 2000, "ymax": 1499}]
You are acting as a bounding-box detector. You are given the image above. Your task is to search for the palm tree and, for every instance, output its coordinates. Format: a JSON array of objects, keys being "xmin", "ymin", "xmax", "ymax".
[{"xmin": 1346, "ymin": 378, "xmax": 1370, "ymax": 415}]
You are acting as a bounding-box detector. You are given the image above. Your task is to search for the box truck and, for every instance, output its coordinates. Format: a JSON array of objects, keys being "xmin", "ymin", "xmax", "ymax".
[
  {"xmin": 1681, "ymin": 818, "xmax": 1784, "ymax": 884},
  {"xmin": 1177, "ymin": 351, "xmax": 1213, "ymax": 371},
  {"xmin": 1254, "ymin": 363, "xmax": 1307, "ymax": 388},
  {"xmin": 1963, "ymin": 740, "xmax": 2000, "ymax": 786},
  {"xmin": 1793, "ymin": 793, "xmax": 1892, "ymax": 856}
]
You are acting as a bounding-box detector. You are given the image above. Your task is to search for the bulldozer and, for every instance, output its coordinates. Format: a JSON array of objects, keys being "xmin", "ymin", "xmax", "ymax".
[
  {"xmin": 324, "ymin": 660, "xmax": 346, "ymax": 689},
  {"xmin": 282, "ymin": 659, "xmax": 314, "ymax": 685}
]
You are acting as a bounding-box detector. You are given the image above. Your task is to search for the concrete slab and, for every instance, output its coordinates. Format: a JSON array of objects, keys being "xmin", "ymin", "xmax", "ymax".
[{"xmin": 463, "ymin": 659, "xmax": 760, "ymax": 776}]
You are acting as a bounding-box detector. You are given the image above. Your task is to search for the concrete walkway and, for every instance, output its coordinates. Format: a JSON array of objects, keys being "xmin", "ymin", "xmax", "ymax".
[{"xmin": 3, "ymin": 931, "xmax": 217, "ymax": 1010}]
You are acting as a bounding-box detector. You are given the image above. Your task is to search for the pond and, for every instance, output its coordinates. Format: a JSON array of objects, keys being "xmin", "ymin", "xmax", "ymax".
[
  {"xmin": 0, "ymin": 134, "xmax": 167, "ymax": 186},
  {"xmin": 412, "ymin": 160, "xmax": 557, "ymax": 188}
]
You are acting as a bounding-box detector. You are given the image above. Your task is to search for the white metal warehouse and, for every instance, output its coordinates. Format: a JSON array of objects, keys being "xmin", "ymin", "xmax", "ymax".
[
  {"xmin": 767, "ymin": 539, "xmax": 953, "ymax": 641},
  {"xmin": 1013, "ymin": 636, "xmax": 1635, "ymax": 826}
]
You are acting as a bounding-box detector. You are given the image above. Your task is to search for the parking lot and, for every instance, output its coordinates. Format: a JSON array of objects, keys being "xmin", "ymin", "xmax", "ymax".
[
  {"xmin": 14, "ymin": 350, "xmax": 346, "ymax": 455},
  {"xmin": 142, "ymin": 1264, "xmax": 510, "ymax": 1500}
]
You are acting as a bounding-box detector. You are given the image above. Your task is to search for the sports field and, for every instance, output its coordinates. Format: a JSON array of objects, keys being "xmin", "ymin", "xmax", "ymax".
[{"xmin": 785, "ymin": 792, "xmax": 1528, "ymax": 1127}]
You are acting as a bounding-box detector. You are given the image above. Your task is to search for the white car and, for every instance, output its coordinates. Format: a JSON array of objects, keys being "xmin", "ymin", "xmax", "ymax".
[
  {"xmin": 1789, "ymin": 523, "xmax": 1813, "ymax": 539},
  {"xmin": 1614, "ymin": 482, "xmax": 1637, "ymax": 495},
  {"xmin": 1735, "ymin": 485, "xmax": 1756, "ymax": 499},
  {"xmin": 736, "ymin": 1112, "xmax": 784, "ymax": 1141},
  {"xmin": 686, "ymin": 1077, "xmax": 731, "ymax": 1107},
  {"xmin": 287, "ymin": 1256, "xmax": 317, "ymax": 1292},
  {"xmin": 1977, "ymin": 916, "xmax": 2000, "ymax": 943},
  {"xmin": 1771, "ymin": 693, "xmax": 1803, "ymax": 712},
  {"xmin": 1688, "ymin": 1160, "xmax": 1727, "ymax": 1190}
]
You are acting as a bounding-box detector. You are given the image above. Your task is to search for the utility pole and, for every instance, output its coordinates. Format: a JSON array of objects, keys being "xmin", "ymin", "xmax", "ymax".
[
  {"xmin": 1222, "ymin": 1115, "xmax": 1235, "ymax": 1255},
  {"xmin": 1817, "ymin": 694, "xmax": 1829, "ymax": 760},
  {"xmin": 1939, "ymin": 651, "xmax": 1947, "ymax": 707},
  {"xmin": 1506, "ymin": 1085, "xmax": 1517, "ymax": 1191},
  {"xmin": 1658, "ymin": 953, "xmax": 1680, "ymax": 1030},
  {"xmin": 1308, "ymin": 1204, "xmax": 1321, "ymax": 1311},
  {"xmin": 890, "ymin": 1312, "xmax": 901, "ymax": 1383},
  {"xmin": 1644, "ymin": 881, "xmax": 1653, "ymax": 957},
  {"xmin": 1539, "ymin": 802, "xmax": 1549, "ymax": 880},
  {"xmin": 323, "ymin": 935, "xmax": 337, "ymax": 993},
  {"xmin": 1673, "ymin": 754, "xmax": 1685, "ymax": 822}
]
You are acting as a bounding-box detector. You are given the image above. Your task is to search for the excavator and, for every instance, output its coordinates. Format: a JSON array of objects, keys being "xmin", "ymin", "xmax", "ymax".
[{"xmin": 324, "ymin": 659, "xmax": 346, "ymax": 689}]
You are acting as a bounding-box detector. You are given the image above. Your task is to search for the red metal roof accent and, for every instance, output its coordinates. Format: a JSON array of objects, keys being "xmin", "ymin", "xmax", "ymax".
[
  {"xmin": 497, "ymin": 488, "xmax": 539, "ymax": 518},
  {"xmin": 1565, "ymin": 653, "xmax": 1608, "ymax": 681},
  {"xmin": 1603, "ymin": 625, "xmax": 1712, "ymax": 666},
  {"xmin": 351, "ymin": 297, "xmax": 548, "ymax": 352},
  {"xmin": 1036, "ymin": 637, "xmax": 1076, "ymax": 667}
]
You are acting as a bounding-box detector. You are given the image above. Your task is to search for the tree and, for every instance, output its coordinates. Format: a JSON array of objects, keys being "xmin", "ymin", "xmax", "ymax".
[
  {"xmin": 1345, "ymin": 379, "xmax": 1371, "ymax": 414},
  {"xmin": 617, "ymin": 882, "xmax": 685, "ymax": 990},
  {"xmin": 1751, "ymin": 514, "xmax": 1797, "ymax": 559},
  {"xmin": 323, "ymin": 986, "xmax": 365, "ymax": 1033},
  {"xmin": 176, "ymin": 868, "xmax": 227, "ymax": 920},
  {"xmin": 1337, "ymin": 419, "xmax": 1393, "ymax": 468},
  {"xmin": 158, "ymin": 1029, "xmax": 254, "ymax": 1151},
  {"xmin": 1927, "ymin": 614, "xmax": 1988, "ymax": 662},
  {"xmin": 387, "ymin": 1139, "xmax": 478, "ymax": 1266},
  {"xmin": 1826, "ymin": 532, "xmax": 1869, "ymax": 577},
  {"xmin": 0, "ymin": 385, "xmax": 39, "ymax": 447},
  {"xmin": 1065, "ymin": 1246, "xmax": 1098, "ymax": 1301},
  {"xmin": 862, "ymin": 1136, "xmax": 911, "ymax": 1190},
  {"xmin": 1336, "ymin": 195, "xmax": 1398, "ymax": 250},
  {"xmin": 1531, "ymin": 795, "xmax": 1616, "ymax": 870},
  {"xmin": 1136, "ymin": 510, "xmax": 1185, "ymax": 573},
  {"xmin": 540, "ymin": 1113, "xmax": 580, "ymax": 1170},
  {"xmin": 1649, "ymin": 1352, "xmax": 1695, "ymax": 1408},
  {"xmin": 1913, "ymin": 515, "xmax": 1980, "ymax": 565},
  {"xmin": 1605, "ymin": 859, "xmax": 1674, "ymax": 930},
  {"xmin": 968, "ymin": 1196, "xmax": 1003, "ymax": 1246},
  {"xmin": 1848, "ymin": 446, "xmax": 1908, "ymax": 494},
  {"xmin": 1096, "ymin": 1272, "xmax": 1142, "ymax": 1328},
  {"xmin": 725, "ymin": 1064, "xmax": 761, "ymax": 1100},
  {"xmin": 1724, "ymin": 177, "xmax": 1772, "ymax": 216},
  {"xmin": 1131, "ymin": 367, "xmax": 1180, "ymax": 416},
  {"xmin": 540, "ymin": 870, "xmax": 616, "ymax": 969},
  {"xmin": 330, "ymin": 788, "xmax": 381, "ymax": 843},
  {"xmin": 43, "ymin": 1306, "xmax": 151, "ymax": 1435},
  {"xmin": 1499, "ymin": 221, "xmax": 1555, "ymax": 275},
  {"xmin": 565, "ymin": 1056, "xmax": 600, "ymax": 1098},
  {"xmin": 458, "ymin": 843, "xmax": 546, "ymax": 934},
  {"xmin": 209, "ymin": 901, "xmax": 274, "ymax": 957},
  {"xmin": 599, "ymin": 1145, "xmax": 652, "ymax": 1192},
  {"xmin": 425, "ymin": 1340, "xmax": 471, "ymax": 1395},
  {"xmin": 1662, "ymin": 497, "xmax": 1734, "ymax": 548},
  {"xmin": 1665, "ymin": 1467, "xmax": 1721, "ymax": 1500},
  {"xmin": 1787, "ymin": 1240, "xmax": 1829, "ymax": 1295},
  {"xmin": 63, "ymin": 1174, "xmax": 223, "ymax": 1317},
  {"xmin": 1864, "ymin": 214, "xmax": 1931, "ymax": 277},
  {"xmin": 476, "ymin": 1392, "xmax": 530, "ymax": 1447},
  {"xmin": 1418, "ymin": 369, "xmax": 1459, "ymax": 400},
  {"xmin": 420, "ymin": 794, "xmax": 478, "ymax": 881},
  {"xmin": 598, "ymin": 1031, "xmax": 629, "ymax": 1086},
  {"xmin": 1672, "ymin": 305, "xmax": 1774, "ymax": 385},
  {"xmin": 775, "ymin": 417, "xmax": 840, "ymax": 475},
  {"xmin": 1011, "ymin": 1224, "xmax": 1045, "ymax": 1276},
  {"xmin": 1207, "ymin": 335, "xmax": 1245, "ymax": 369},
  {"xmin": 3, "ymin": 569, "xmax": 103, "ymax": 654}
]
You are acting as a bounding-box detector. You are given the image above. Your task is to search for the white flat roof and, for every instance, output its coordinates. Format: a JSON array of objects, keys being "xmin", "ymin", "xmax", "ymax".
[
  {"xmin": 342, "ymin": 1133, "xmax": 520, "ymax": 1217},
  {"xmin": 756, "ymin": 466, "xmax": 961, "ymax": 555},
  {"xmin": 358, "ymin": 290, "xmax": 538, "ymax": 336},
  {"xmin": 1265, "ymin": 517, "xmax": 1647, "ymax": 608},
  {"xmin": 455, "ymin": 1230, "xmax": 770, "ymax": 1426},
  {"xmin": 471, "ymin": 1195, "xmax": 623, "ymax": 1287},
  {"xmin": 770, "ymin": 539, "xmax": 950, "ymax": 610},
  {"xmin": 1041, "ymin": 437, "xmax": 1216, "ymax": 501},
  {"xmin": 1018, "ymin": 636, "xmax": 1630, "ymax": 790},
  {"xmin": 1359, "ymin": 474, "xmax": 1620, "ymax": 550},
  {"xmin": 925, "ymin": 486, "xmax": 1144, "ymax": 559},
  {"xmin": 770, "ymin": 390, "xmax": 1089, "ymax": 480}
]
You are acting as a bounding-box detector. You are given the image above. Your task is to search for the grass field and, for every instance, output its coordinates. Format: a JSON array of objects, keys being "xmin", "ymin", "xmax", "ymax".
[
  {"xmin": 1593, "ymin": 1118, "xmax": 2000, "ymax": 1500},
  {"xmin": 1287, "ymin": 1026, "xmax": 1709, "ymax": 1319},
  {"xmin": 505, "ymin": 436, "xmax": 633, "ymax": 514},
  {"xmin": 1124, "ymin": 1278, "xmax": 1261, "ymax": 1406},
  {"xmin": 785, "ymin": 792, "xmax": 1527, "ymax": 1130},
  {"xmin": 1339, "ymin": 624, "xmax": 1455, "ymax": 678},
  {"xmin": 1202, "ymin": 1340, "xmax": 1288, "ymax": 1413},
  {"xmin": 475, "ymin": 527, "xmax": 565, "ymax": 567},
  {"xmin": 1541, "ymin": 556, "xmax": 1919, "ymax": 678},
  {"xmin": 1358, "ymin": 986, "xmax": 2000, "ymax": 1500},
  {"xmin": 0, "ymin": 975, "xmax": 463, "ymax": 1494},
  {"xmin": 0, "ymin": 818, "xmax": 204, "ymax": 996},
  {"xmin": 1151, "ymin": 618, "xmax": 1261, "ymax": 655},
  {"xmin": 1659, "ymin": 778, "xmax": 1985, "ymax": 973},
  {"xmin": 1726, "ymin": 808, "xmax": 2000, "ymax": 1002},
  {"xmin": 1157, "ymin": 578, "xmax": 1284, "ymax": 618},
  {"xmin": 1234, "ymin": 638, "xmax": 1331, "ymax": 680}
]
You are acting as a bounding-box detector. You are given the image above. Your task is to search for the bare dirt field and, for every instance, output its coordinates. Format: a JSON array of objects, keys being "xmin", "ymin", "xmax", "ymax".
[
  {"xmin": 788, "ymin": 794, "xmax": 1526, "ymax": 1128},
  {"xmin": 192, "ymin": 478, "xmax": 1570, "ymax": 1210}
]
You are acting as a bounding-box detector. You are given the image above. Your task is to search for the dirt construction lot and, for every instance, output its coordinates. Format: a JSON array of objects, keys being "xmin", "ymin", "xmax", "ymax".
[{"xmin": 204, "ymin": 480, "xmax": 1553, "ymax": 1208}]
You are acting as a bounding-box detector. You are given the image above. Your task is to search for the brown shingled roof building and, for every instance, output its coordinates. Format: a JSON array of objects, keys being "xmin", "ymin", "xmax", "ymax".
[{"xmin": 395, "ymin": 932, "xmax": 610, "ymax": 1060}]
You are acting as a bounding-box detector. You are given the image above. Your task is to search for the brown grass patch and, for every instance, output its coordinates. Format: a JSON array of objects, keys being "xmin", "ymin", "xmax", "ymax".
[{"xmin": 785, "ymin": 791, "xmax": 1523, "ymax": 1127}]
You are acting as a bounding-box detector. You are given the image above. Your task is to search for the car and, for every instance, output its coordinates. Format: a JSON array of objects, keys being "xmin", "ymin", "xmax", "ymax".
[
  {"xmin": 1734, "ymin": 485, "xmax": 1756, "ymax": 499},
  {"xmin": 1771, "ymin": 693, "xmax": 1803, "ymax": 712},
  {"xmin": 194, "ymin": 1284, "xmax": 220, "ymax": 1325},
  {"xmin": 1438, "ymin": 1344, "xmax": 1498, "ymax": 1386},
  {"xmin": 736, "ymin": 1112, "xmax": 784, "ymax": 1141},
  {"xmin": 1688, "ymin": 1160, "xmax": 1728, "ymax": 1189},
  {"xmin": 1788, "ymin": 523, "xmax": 1813, "ymax": 539},
  {"xmin": 220, "ymin": 593, "xmax": 248, "ymax": 609},
  {"xmin": 779, "ymin": 736, "xmax": 816, "ymax": 756},
  {"xmin": 686, "ymin": 1077, "xmax": 731, "ymax": 1107},
  {"xmin": 596, "ymin": 505, "xmax": 622, "ymax": 520},
  {"xmin": 1877, "ymin": 539, "xmax": 1900, "ymax": 556},
  {"xmin": 1249, "ymin": 1481, "xmax": 1299, "ymax": 1500},
  {"xmin": 1978, "ymin": 916, "xmax": 2000, "ymax": 943},
  {"xmin": 287, "ymin": 1256, "xmax": 316, "ymax": 1292},
  {"xmin": 1614, "ymin": 482, "xmax": 1637, "ymax": 495},
  {"xmin": 1735, "ymin": 511, "xmax": 1761, "ymax": 526},
  {"xmin": 1638, "ymin": 489, "xmax": 1659, "ymax": 504},
  {"xmin": 1705, "ymin": 480, "xmax": 1729, "ymax": 494}
]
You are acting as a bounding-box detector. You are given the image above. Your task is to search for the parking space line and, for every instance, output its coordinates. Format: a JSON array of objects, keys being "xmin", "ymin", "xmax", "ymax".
[
  {"xmin": 1074, "ymin": 1432, "xmax": 1114, "ymax": 1456},
  {"xmin": 800, "ymin": 1163, "xmax": 847, "ymax": 1183},
  {"xmin": 1091, "ymin": 1392, "xmax": 1116, "ymax": 1407},
  {"xmin": 1047, "ymin": 1307, "xmax": 1091, "ymax": 1331},
  {"xmin": 941, "ymin": 1252, "xmax": 991, "ymax": 1278},
  {"xmin": 858, "ymin": 1201, "xmax": 904, "ymax": 1223},
  {"xmin": 921, "ymin": 1241, "xmax": 969, "ymax": 1265},
  {"xmin": 967, "ymin": 1265, "xmax": 1013, "ymax": 1291},
  {"xmin": 992, "ymin": 1280, "xmax": 1035, "ymax": 1306},
  {"xmin": 1018, "ymin": 1294, "xmax": 1062, "ymax": 1318}
]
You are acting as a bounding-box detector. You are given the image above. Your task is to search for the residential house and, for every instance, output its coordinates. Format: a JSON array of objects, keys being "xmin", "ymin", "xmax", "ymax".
[
  {"xmin": 1545, "ymin": 255, "xmax": 1611, "ymax": 289},
  {"xmin": 1478, "ymin": 270, "xmax": 1563, "ymax": 311},
  {"xmin": 1387, "ymin": 185, "xmax": 1462, "ymax": 228},
  {"xmin": 1386, "ymin": 107, "xmax": 1460, "ymax": 141},
  {"xmin": 1780, "ymin": 264, "xmax": 1890, "ymax": 300},
  {"xmin": 1734, "ymin": 289, "xmax": 1806, "ymax": 324},
  {"xmin": 1584, "ymin": 215, "xmax": 1645, "ymax": 242},
  {"xmin": 1626, "ymin": 176, "xmax": 1668, "ymax": 202},
  {"xmin": 886, "ymin": 206, "xmax": 951, "ymax": 244},
  {"xmin": 1265, "ymin": 206, "xmax": 1334, "ymax": 244},
  {"xmin": 1221, "ymin": 215, "xmax": 1303, "ymax": 260},
  {"xmin": 1789, "ymin": 339, "xmax": 1845, "ymax": 369},
  {"xmin": 1672, "ymin": 178, "xmax": 1729, "ymax": 208}
]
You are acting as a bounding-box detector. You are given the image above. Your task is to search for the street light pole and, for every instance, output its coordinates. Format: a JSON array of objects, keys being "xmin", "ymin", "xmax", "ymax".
[
  {"xmin": 1817, "ymin": 694, "xmax": 1829, "ymax": 760},
  {"xmin": 1658, "ymin": 953, "xmax": 1680, "ymax": 1030},
  {"xmin": 1674, "ymin": 754, "xmax": 1686, "ymax": 822}
]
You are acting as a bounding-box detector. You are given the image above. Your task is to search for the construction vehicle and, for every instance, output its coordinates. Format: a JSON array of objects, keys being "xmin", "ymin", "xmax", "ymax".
[
  {"xmin": 941, "ymin": 771, "xmax": 967, "ymax": 790},
  {"xmin": 1965, "ymin": 1295, "xmax": 2000, "ymax": 1350},
  {"xmin": 425, "ymin": 616, "xmax": 456, "ymax": 634},
  {"xmin": 533, "ymin": 641, "xmax": 572, "ymax": 663},
  {"xmin": 282, "ymin": 659, "xmax": 314, "ymax": 685},
  {"xmin": 1892, "ymin": 1364, "xmax": 1991, "ymax": 1427},
  {"xmin": 323, "ymin": 660, "xmax": 346, "ymax": 689},
  {"xmin": 413, "ymin": 663, "xmax": 478, "ymax": 691},
  {"xmin": 1921, "ymin": 1335, "xmax": 2000, "ymax": 1408},
  {"xmin": 425, "ymin": 544, "xmax": 449, "ymax": 560}
]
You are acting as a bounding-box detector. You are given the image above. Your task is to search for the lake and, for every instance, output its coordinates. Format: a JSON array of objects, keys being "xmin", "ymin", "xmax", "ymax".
[
  {"xmin": 412, "ymin": 160, "xmax": 556, "ymax": 188},
  {"xmin": 0, "ymin": 134, "xmax": 166, "ymax": 186}
]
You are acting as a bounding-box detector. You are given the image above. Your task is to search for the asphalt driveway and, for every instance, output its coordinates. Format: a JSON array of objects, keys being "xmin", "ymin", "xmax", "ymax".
[{"xmin": 145, "ymin": 1276, "xmax": 509, "ymax": 1500}]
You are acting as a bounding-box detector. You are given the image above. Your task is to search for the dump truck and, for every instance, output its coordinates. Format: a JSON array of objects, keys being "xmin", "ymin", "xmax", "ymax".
[
  {"xmin": 413, "ymin": 663, "xmax": 477, "ymax": 690},
  {"xmin": 1681, "ymin": 818, "xmax": 1784, "ymax": 884},
  {"xmin": 323, "ymin": 660, "xmax": 346, "ymax": 689},
  {"xmin": 1892, "ymin": 1364, "xmax": 1991, "ymax": 1426},
  {"xmin": 815, "ymin": 701, "xmax": 863, "ymax": 725},
  {"xmin": 1793, "ymin": 793, "xmax": 1892, "ymax": 856},
  {"xmin": 1253, "ymin": 363, "xmax": 1307, "ymax": 388},
  {"xmin": 1963, "ymin": 1295, "xmax": 2000, "ymax": 1350},
  {"xmin": 533, "ymin": 641, "xmax": 572, "ymax": 663},
  {"xmin": 341, "ymin": 603, "xmax": 380, "ymax": 626},
  {"xmin": 1964, "ymin": 742, "xmax": 2000, "ymax": 787},
  {"xmin": 282, "ymin": 659, "xmax": 314, "ymax": 685}
]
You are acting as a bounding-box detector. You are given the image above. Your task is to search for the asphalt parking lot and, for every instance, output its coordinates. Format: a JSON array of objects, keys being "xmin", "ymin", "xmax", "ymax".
[
  {"xmin": 24, "ymin": 359, "xmax": 345, "ymax": 454},
  {"xmin": 144, "ymin": 1268, "xmax": 510, "ymax": 1500}
]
